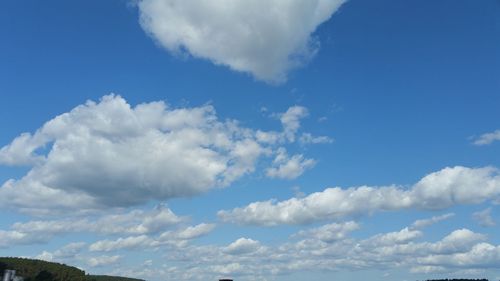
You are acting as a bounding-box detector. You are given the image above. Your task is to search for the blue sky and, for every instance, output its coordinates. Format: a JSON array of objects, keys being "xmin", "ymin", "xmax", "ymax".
[{"xmin": 0, "ymin": 0, "xmax": 499, "ymax": 280}]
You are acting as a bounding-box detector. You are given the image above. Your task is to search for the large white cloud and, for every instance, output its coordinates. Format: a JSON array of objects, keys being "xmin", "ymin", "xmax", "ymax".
[
  {"xmin": 219, "ymin": 166, "xmax": 500, "ymax": 225},
  {"xmin": 0, "ymin": 95, "xmax": 326, "ymax": 214},
  {"xmin": 137, "ymin": 0, "xmax": 347, "ymax": 83}
]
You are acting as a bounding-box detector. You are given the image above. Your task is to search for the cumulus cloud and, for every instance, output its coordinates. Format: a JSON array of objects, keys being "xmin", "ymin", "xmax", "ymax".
[
  {"xmin": 137, "ymin": 0, "xmax": 347, "ymax": 83},
  {"xmin": 473, "ymin": 130, "xmax": 500, "ymax": 146},
  {"xmin": 223, "ymin": 238, "xmax": 262, "ymax": 255},
  {"xmin": 219, "ymin": 166, "xmax": 500, "ymax": 225},
  {"xmin": 417, "ymin": 242, "xmax": 500, "ymax": 268},
  {"xmin": 473, "ymin": 208, "xmax": 496, "ymax": 227},
  {"xmin": 0, "ymin": 95, "xmax": 325, "ymax": 214},
  {"xmin": 266, "ymin": 148, "xmax": 316, "ymax": 179},
  {"xmin": 0, "ymin": 95, "xmax": 330, "ymax": 215},
  {"xmin": 0, "ymin": 95, "xmax": 259, "ymax": 211}
]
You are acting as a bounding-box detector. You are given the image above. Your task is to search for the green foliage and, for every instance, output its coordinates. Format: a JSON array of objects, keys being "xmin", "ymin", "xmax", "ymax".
[
  {"xmin": 35, "ymin": 270, "xmax": 55, "ymax": 281},
  {"xmin": 85, "ymin": 275, "xmax": 145, "ymax": 281},
  {"xmin": 0, "ymin": 257, "xmax": 85, "ymax": 281}
]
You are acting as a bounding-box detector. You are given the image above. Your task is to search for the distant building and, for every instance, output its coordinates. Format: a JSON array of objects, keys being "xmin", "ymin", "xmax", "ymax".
[{"xmin": 2, "ymin": 270, "xmax": 23, "ymax": 281}]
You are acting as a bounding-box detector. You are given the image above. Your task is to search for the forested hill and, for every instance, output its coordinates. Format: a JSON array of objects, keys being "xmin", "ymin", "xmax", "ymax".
[
  {"xmin": 0, "ymin": 257, "xmax": 144, "ymax": 281},
  {"xmin": 87, "ymin": 275, "xmax": 145, "ymax": 281}
]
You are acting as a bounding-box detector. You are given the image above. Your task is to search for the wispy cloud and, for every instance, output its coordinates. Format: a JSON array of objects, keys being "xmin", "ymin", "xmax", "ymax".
[
  {"xmin": 472, "ymin": 129, "xmax": 500, "ymax": 146},
  {"xmin": 473, "ymin": 208, "xmax": 496, "ymax": 227}
]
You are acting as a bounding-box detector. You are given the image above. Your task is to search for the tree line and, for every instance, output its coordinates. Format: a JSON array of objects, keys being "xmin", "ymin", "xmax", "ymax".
[{"xmin": 0, "ymin": 257, "xmax": 144, "ymax": 281}]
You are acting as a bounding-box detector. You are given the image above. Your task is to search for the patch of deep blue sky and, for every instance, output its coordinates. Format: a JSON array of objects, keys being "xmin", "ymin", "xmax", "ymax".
[{"xmin": 0, "ymin": 0, "xmax": 499, "ymax": 274}]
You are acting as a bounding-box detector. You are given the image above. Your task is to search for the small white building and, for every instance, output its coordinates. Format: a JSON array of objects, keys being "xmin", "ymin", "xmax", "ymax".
[{"xmin": 2, "ymin": 270, "xmax": 23, "ymax": 281}]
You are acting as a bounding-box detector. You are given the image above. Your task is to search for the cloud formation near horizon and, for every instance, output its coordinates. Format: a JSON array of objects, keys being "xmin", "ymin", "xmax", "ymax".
[{"xmin": 137, "ymin": 0, "xmax": 347, "ymax": 83}]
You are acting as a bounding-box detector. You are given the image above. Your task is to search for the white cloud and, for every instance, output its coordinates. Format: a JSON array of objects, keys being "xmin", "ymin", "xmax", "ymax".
[
  {"xmin": 0, "ymin": 204, "xmax": 186, "ymax": 250},
  {"xmin": 174, "ymin": 223, "xmax": 216, "ymax": 240},
  {"xmin": 473, "ymin": 130, "xmax": 500, "ymax": 146},
  {"xmin": 0, "ymin": 96, "xmax": 327, "ymax": 215},
  {"xmin": 157, "ymin": 223, "xmax": 216, "ymax": 243},
  {"xmin": 417, "ymin": 242, "xmax": 500, "ymax": 268},
  {"xmin": 473, "ymin": 208, "xmax": 496, "ymax": 227},
  {"xmin": 280, "ymin": 106, "xmax": 309, "ymax": 142},
  {"xmin": 87, "ymin": 255, "xmax": 121, "ymax": 267},
  {"xmin": 35, "ymin": 251, "xmax": 54, "ymax": 262},
  {"xmin": 92, "ymin": 204, "xmax": 183, "ymax": 235},
  {"xmin": 0, "ymin": 133, "xmax": 46, "ymax": 166},
  {"xmin": 363, "ymin": 227, "xmax": 423, "ymax": 247},
  {"xmin": 10, "ymin": 204, "xmax": 182, "ymax": 238},
  {"xmin": 89, "ymin": 223, "xmax": 216, "ymax": 252},
  {"xmin": 113, "ymin": 225, "xmax": 498, "ymax": 280},
  {"xmin": 137, "ymin": 0, "xmax": 347, "ymax": 83},
  {"xmin": 0, "ymin": 230, "xmax": 41, "ymax": 248},
  {"xmin": 299, "ymin": 133, "xmax": 333, "ymax": 144},
  {"xmin": 35, "ymin": 242, "xmax": 86, "ymax": 262},
  {"xmin": 410, "ymin": 213, "xmax": 455, "ymax": 229},
  {"xmin": 411, "ymin": 166, "xmax": 500, "ymax": 209},
  {"xmin": 219, "ymin": 166, "xmax": 500, "ymax": 225},
  {"xmin": 296, "ymin": 221, "xmax": 359, "ymax": 243},
  {"xmin": 0, "ymin": 95, "xmax": 265, "ymax": 213},
  {"xmin": 223, "ymin": 238, "xmax": 262, "ymax": 255},
  {"xmin": 89, "ymin": 235, "xmax": 152, "ymax": 252},
  {"xmin": 266, "ymin": 148, "xmax": 316, "ymax": 180},
  {"xmin": 432, "ymin": 229, "xmax": 487, "ymax": 254}
]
